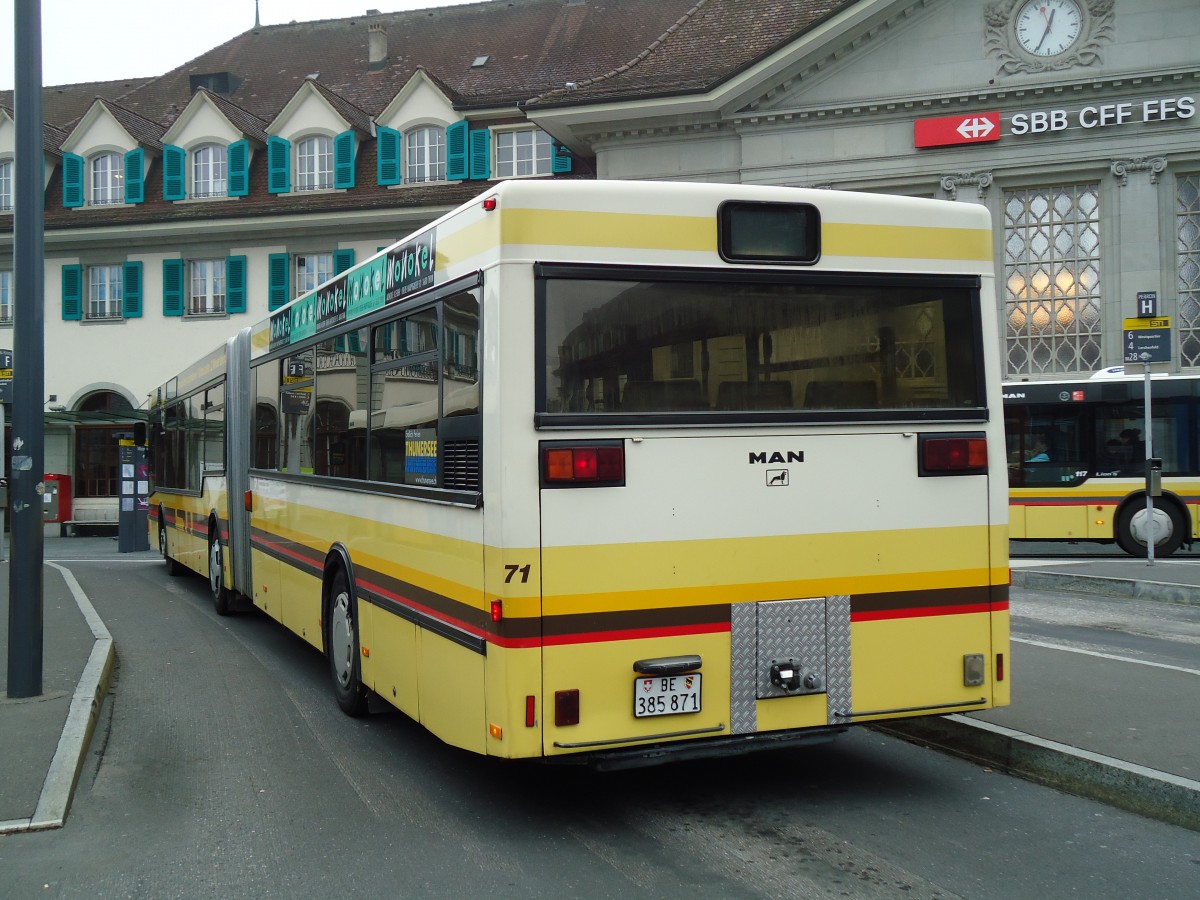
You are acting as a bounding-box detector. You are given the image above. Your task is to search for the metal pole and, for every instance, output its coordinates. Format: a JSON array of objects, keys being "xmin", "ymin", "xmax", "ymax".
[
  {"xmin": 1144, "ymin": 368, "xmax": 1154, "ymax": 566},
  {"xmin": 6, "ymin": 0, "xmax": 45, "ymax": 699}
]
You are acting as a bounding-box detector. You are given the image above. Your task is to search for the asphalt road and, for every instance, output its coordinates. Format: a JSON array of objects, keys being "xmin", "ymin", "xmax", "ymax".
[{"xmin": 0, "ymin": 557, "xmax": 1197, "ymax": 899}]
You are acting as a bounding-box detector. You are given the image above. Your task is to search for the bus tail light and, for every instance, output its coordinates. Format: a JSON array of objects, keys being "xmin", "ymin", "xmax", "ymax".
[
  {"xmin": 541, "ymin": 442, "xmax": 625, "ymax": 487},
  {"xmin": 526, "ymin": 695, "xmax": 536, "ymax": 727},
  {"xmin": 244, "ymin": 489, "xmax": 253, "ymax": 511},
  {"xmin": 996, "ymin": 653, "xmax": 1005, "ymax": 682},
  {"xmin": 919, "ymin": 433, "xmax": 988, "ymax": 476}
]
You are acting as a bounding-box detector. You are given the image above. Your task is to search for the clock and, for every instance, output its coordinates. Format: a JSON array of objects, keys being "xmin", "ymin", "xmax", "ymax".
[{"xmin": 1013, "ymin": 0, "xmax": 1083, "ymax": 57}]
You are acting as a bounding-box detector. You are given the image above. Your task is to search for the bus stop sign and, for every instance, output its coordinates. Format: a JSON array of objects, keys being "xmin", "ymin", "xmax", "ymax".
[{"xmin": 1123, "ymin": 317, "xmax": 1172, "ymax": 364}]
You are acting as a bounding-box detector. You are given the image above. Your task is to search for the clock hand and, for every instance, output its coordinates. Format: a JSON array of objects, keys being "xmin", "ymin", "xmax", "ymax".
[{"xmin": 1034, "ymin": 8, "xmax": 1056, "ymax": 54}]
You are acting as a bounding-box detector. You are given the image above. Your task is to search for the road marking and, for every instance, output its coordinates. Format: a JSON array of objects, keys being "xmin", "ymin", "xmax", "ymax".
[{"xmin": 1013, "ymin": 636, "xmax": 1200, "ymax": 676}]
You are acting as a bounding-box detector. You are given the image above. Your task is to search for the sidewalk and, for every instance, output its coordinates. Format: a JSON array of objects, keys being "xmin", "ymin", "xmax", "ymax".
[
  {"xmin": 0, "ymin": 534, "xmax": 155, "ymax": 833},
  {"xmin": 2, "ymin": 537, "xmax": 1198, "ymax": 833}
]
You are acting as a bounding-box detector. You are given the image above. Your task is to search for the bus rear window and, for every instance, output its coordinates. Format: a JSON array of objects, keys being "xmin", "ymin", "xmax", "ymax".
[{"xmin": 539, "ymin": 274, "xmax": 983, "ymax": 417}]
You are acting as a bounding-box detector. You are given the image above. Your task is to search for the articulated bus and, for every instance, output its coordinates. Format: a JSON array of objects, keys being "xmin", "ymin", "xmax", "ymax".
[
  {"xmin": 148, "ymin": 180, "xmax": 1009, "ymax": 767},
  {"xmin": 1005, "ymin": 367, "xmax": 1200, "ymax": 556}
]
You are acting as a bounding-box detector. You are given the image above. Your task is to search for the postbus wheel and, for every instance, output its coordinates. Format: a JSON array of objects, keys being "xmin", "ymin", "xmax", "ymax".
[
  {"xmin": 328, "ymin": 568, "xmax": 369, "ymax": 717},
  {"xmin": 208, "ymin": 527, "xmax": 232, "ymax": 616},
  {"xmin": 160, "ymin": 513, "xmax": 183, "ymax": 577},
  {"xmin": 1115, "ymin": 498, "xmax": 1186, "ymax": 558}
]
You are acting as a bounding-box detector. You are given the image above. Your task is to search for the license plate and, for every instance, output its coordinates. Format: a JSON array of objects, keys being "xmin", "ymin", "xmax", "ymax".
[{"xmin": 633, "ymin": 673, "xmax": 702, "ymax": 718}]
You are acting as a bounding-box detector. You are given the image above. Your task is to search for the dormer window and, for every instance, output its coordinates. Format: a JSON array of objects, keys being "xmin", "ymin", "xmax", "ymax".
[
  {"xmin": 296, "ymin": 135, "xmax": 333, "ymax": 191},
  {"xmin": 406, "ymin": 126, "xmax": 446, "ymax": 183},
  {"xmin": 192, "ymin": 144, "xmax": 228, "ymax": 198},
  {"xmin": 89, "ymin": 151, "xmax": 124, "ymax": 205},
  {"xmin": 0, "ymin": 158, "xmax": 12, "ymax": 212}
]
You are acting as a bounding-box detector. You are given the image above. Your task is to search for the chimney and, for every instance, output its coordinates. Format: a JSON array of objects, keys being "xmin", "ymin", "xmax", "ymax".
[{"xmin": 368, "ymin": 22, "xmax": 388, "ymax": 69}]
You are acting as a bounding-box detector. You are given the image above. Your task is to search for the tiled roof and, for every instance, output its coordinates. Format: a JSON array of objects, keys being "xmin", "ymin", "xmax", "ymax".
[
  {"xmin": 0, "ymin": 77, "xmax": 154, "ymax": 129},
  {"xmin": 530, "ymin": 0, "xmax": 854, "ymax": 105},
  {"xmin": 303, "ymin": 80, "xmax": 375, "ymax": 135},
  {"xmin": 115, "ymin": 0, "xmax": 714, "ymax": 123},
  {"xmin": 0, "ymin": 105, "xmax": 69, "ymax": 155}
]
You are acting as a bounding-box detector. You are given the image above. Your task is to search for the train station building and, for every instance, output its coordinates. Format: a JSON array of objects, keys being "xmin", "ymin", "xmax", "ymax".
[{"xmin": 1, "ymin": 0, "xmax": 1197, "ymax": 526}]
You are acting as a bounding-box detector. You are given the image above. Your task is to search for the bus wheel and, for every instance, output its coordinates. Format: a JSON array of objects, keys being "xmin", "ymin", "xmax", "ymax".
[
  {"xmin": 209, "ymin": 531, "xmax": 231, "ymax": 616},
  {"xmin": 160, "ymin": 517, "xmax": 183, "ymax": 577},
  {"xmin": 1116, "ymin": 501, "xmax": 1186, "ymax": 557},
  {"xmin": 328, "ymin": 568, "xmax": 369, "ymax": 717}
]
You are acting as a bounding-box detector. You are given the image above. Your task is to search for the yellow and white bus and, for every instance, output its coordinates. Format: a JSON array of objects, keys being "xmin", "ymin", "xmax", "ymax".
[
  {"xmin": 149, "ymin": 180, "xmax": 1009, "ymax": 767},
  {"xmin": 1005, "ymin": 367, "xmax": 1200, "ymax": 556}
]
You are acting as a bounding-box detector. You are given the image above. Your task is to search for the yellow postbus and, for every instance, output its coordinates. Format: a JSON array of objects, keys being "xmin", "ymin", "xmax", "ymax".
[
  {"xmin": 1005, "ymin": 367, "xmax": 1200, "ymax": 556},
  {"xmin": 149, "ymin": 180, "xmax": 1009, "ymax": 767}
]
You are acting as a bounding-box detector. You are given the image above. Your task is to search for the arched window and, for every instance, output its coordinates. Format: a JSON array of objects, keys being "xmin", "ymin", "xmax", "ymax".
[
  {"xmin": 89, "ymin": 151, "xmax": 124, "ymax": 205},
  {"xmin": 192, "ymin": 144, "xmax": 228, "ymax": 198},
  {"xmin": 296, "ymin": 135, "xmax": 333, "ymax": 191},
  {"xmin": 75, "ymin": 391, "xmax": 135, "ymax": 499},
  {"xmin": 405, "ymin": 126, "xmax": 446, "ymax": 183}
]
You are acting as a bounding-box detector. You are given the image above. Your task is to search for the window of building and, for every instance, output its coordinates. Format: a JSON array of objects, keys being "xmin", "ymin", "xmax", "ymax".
[
  {"xmin": 0, "ymin": 270, "xmax": 11, "ymax": 324},
  {"xmin": 75, "ymin": 391, "xmax": 134, "ymax": 500},
  {"xmin": 495, "ymin": 129, "xmax": 552, "ymax": 178},
  {"xmin": 0, "ymin": 158, "xmax": 12, "ymax": 211},
  {"xmin": 189, "ymin": 259, "xmax": 226, "ymax": 315},
  {"xmin": 1003, "ymin": 184, "xmax": 1101, "ymax": 377},
  {"xmin": 192, "ymin": 144, "xmax": 227, "ymax": 198},
  {"xmin": 87, "ymin": 265, "xmax": 124, "ymax": 320},
  {"xmin": 1177, "ymin": 175, "xmax": 1200, "ymax": 366},
  {"xmin": 295, "ymin": 135, "xmax": 333, "ymax": 191},
  {"xmin": 295, "ymin": 253, "xmax": 332, "ymax": 297},
  {"xmin": 89, "ymin": 151, "xmax": 124, "ymax": 205},
  {"xmin": 406, "ymin": 126, "xmax": 446, "ymax": 183}
]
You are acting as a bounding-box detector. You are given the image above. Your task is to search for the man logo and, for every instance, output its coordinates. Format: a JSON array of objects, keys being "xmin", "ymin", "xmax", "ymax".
[
  {"xmin": 749, "ymin": 451, "xmax": 804, "ymax": 464},
  {"xmin": 767, "ymin": 469, "xmax": 789, "ymax": 487}
]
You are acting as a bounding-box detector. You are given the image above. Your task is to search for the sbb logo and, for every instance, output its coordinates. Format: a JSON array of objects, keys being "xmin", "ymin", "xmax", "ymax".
[{"xmin": 1010, "ymin": 110, "xmax": 1068, "ymax": 135}]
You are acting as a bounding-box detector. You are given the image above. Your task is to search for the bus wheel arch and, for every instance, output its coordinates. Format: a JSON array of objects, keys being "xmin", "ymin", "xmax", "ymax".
[
  {"xmin": 1115, "ymin": 493, "xmax": 1189, "ymax": 557},
  {"xmin": 324, "ymin": 547, "xmax": 369, "ymax": 717},
  {"xmin": 208, "ymin": 514, "xmax": 232, "ymax": 616}
]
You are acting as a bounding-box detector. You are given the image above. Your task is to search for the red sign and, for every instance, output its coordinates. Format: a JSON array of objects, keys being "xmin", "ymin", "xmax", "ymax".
[{"xmin": 914, "ymin": 112, "xmax": 1001, "ymax": 148}]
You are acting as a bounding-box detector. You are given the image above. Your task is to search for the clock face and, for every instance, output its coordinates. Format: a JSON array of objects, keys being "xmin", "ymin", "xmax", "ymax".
[{"xmin": 1014, "ymin": 0, "xmax": 1083, "ymax": 57}]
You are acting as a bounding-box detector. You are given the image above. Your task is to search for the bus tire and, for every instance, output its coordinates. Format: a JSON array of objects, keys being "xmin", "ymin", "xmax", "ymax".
[
  {"xmin": 160, "ymin": 514, "xmax": 183, "ymax": 577},
  {"xmin": 328, "ymin": 567, "xmax": 369, "ymax": 717},
  {"xmin": 209, "ymin": 528, "xmax": 232, "ymax": 616},
  {"xmin": 1115, "ymin": 499, "xmax": 1187, "ymax": 558}
]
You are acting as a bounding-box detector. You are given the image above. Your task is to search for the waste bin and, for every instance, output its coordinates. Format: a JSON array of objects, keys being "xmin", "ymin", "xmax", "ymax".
[{"xmin": 44, "ymin": 473, "xmax": 72, "ymax": 528}]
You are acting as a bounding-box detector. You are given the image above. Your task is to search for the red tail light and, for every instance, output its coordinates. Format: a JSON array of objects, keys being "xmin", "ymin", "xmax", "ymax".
[
  {"xmin": 920, "ymin": 433, "xmax": 988, "ymax": 475},
  {"xmin": 541, "ymin": 442, "xmax": 625, "ymax": 487}
]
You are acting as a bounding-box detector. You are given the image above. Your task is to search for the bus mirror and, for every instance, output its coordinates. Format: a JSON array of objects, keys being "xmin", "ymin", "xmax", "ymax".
[{"xmin": 1146, "ymin": 457, "xmax": 1162, "ymax": 497}]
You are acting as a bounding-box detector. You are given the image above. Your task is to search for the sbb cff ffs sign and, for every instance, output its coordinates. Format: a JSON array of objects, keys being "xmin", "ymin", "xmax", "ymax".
[{"xmin": 914, "ymin": 112, "xmax": 1001, "ymax": 148}]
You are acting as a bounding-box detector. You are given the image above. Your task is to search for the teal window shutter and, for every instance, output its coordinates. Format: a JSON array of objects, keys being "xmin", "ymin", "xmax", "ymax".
[
  {"xmin": 268, "ymin": 253, "xmax": 290, "ymax": 310},
  {"xmin": 226, "ymin": 256, "xmax": 247, "ymax": 313},
  {"xmin": 124, "ymin": 149, "xmax": 145, "ymax": 203},
  {"xmin": 334, "ymin": 130, "xmax": 356, "ymax": 189},
  {"xmin": 228, "ymin": 140, "xmax": 250, "ymax": 197},
  {"xmin": 163, "ymin": 145, "xmax": 186, "ymax": 201},
  {"xmin": 377, "ymin": 126, "xmax": 401, "ymax": 185},
  {"xmin": 551, "ymin": 140, "xmax": 573, "ymax": 174},
  {"xmin": 446, "ymin": 121, "xmax": 468, "ymax": 181},
  {"xmin": 268, "ymin": 136, "xmax": 291, "ymax": 194},
  {"xmin": 62, "ymin": 153, "xmax": 84, "ymax": 208},
  {"xmin": 468, "ymin": 128, "xmax": 491, "ymax": 180},
  {"xmin": 61, "ymin": 264, "xmax": 83, "ymax": 320},
  {"xmin": 122, "ymin": 261, "xmax": 143, "ymax": 317},
  {"xmin": 334, "ymin": 249, "xmax": 355, "ymax": 274},
  {"xmin": 162, "ymin": 259, "xmax": 185, "ymax": 317}
]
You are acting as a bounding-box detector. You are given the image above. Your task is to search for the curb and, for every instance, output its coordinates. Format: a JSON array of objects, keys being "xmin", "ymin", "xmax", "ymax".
[
  {"xmin": 1010, "ymin": 569, "xmax": 1200, "ymax": 607},
  {"xmin": 0, "ymin": 563, "xmax": 114, "ymax": 835},
  {"xmin": 878, "ymin": 714, "xmax": 1200, "ymax": 832}
]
